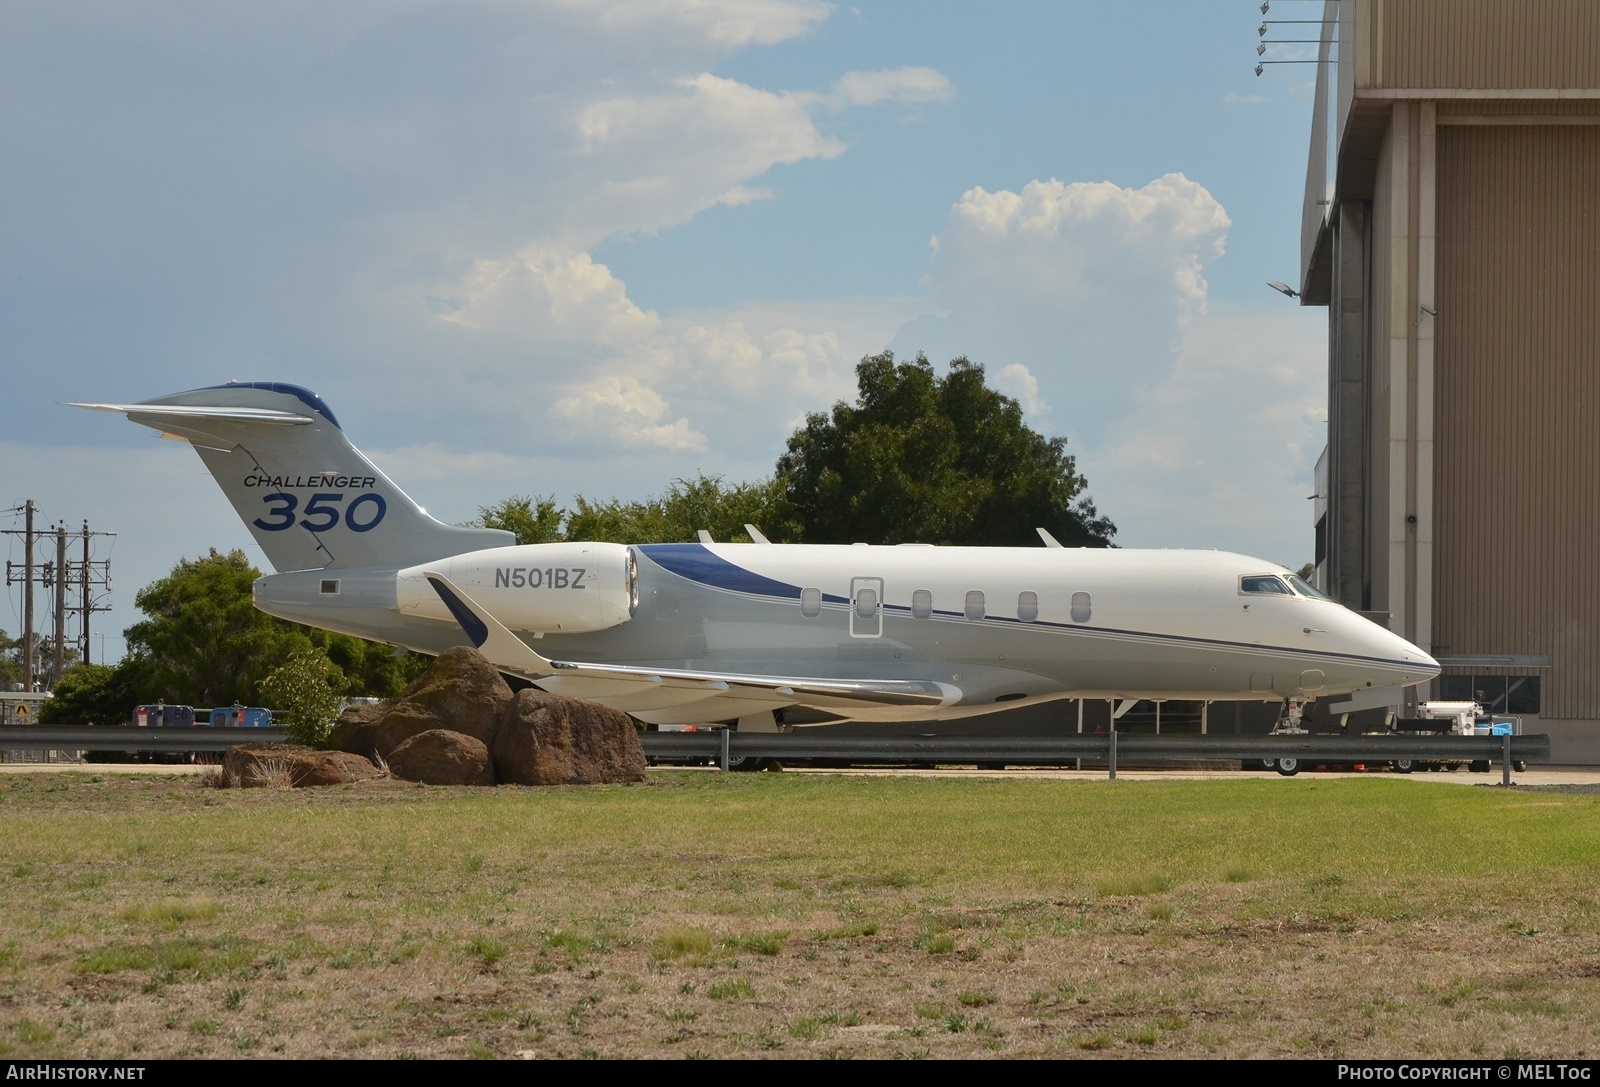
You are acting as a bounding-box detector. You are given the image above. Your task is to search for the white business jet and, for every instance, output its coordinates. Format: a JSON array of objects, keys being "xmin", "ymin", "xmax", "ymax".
[{"xmin": 75, "ymin": 383, "xmax": 1438, "ymax": 732}]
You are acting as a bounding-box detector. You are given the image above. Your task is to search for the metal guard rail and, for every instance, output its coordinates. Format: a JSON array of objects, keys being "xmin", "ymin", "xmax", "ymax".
[
  {"xmin": 0, "ymin": 726, "xmax": 288, "ymax": 752},
  {"xmin": 1, "ymin": 727, "xmax": 1552, "ymax": 781},
  {"xmin": 640, "ymin": 732, "xmax": 1550, "ymax": 766}
]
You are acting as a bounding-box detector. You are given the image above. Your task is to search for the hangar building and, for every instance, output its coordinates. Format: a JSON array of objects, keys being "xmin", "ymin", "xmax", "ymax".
[{"xmin": 1299, "ymin": 1, "xmax": 1600, "ymax": 760}]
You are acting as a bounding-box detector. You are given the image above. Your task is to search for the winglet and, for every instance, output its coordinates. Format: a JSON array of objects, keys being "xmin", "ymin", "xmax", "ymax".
[{"xmin": 424, "ymin": 572, "xmax": 555, "ymax": 678}]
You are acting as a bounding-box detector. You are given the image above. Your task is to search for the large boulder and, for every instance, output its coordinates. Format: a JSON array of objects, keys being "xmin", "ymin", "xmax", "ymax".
[
  {"xmin": 224, "ymin": 743, "xmax": 380, "ymax": 788},
  {"xmin": 387, "ymin": 729, "xmax": 495, "ymax": 786},
  {"xmin": 331, "ymin": 646, "xmax": 514, "ymax": 760},
  {"xmin": 493, "ymin": 688, "xmax": 648, "ymax": 786},
  {"xmin": 327, "ymin": 700, "xmax": 386, "ymax": 752},
  {"xmin": 327, "ymin": 646, "xmax": 646, "ymax": 786}
]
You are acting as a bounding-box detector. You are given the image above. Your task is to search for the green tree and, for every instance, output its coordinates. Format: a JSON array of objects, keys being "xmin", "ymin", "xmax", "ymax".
[
  {"xmin": 124, "ymin": 549, "xmax": 307, "ymax": 706},
  {"xmin": 473, "ymin": 475, "xmax": 797, "ymax": 545},
  {"xmin": 117, "ymin": 549, "xmax": 422, "ymax": 710},
  {"xmin": 564, "ymin": 474, "xmax": 796, "ymax": 544},
  {"xmin": 474, "ymin": 494, "xmax": 565, "ymax": 545},
  {"xmin": 260, "ymin": 647, "xmax": 347, "ymax": 748},
  {"xmin": 35, "ymin": 660, "xmax": 154, "ymax": 726},
  {"xmin": 310, "ymin": 631, "xmax": 430, "ymax": 698},
  {"xmin": 776, "ymin": 352, "xmax": 1115, "ymax": 547},
  {"xmin": 0, "ymin": 629, "xmax": 20, "ymax": 688}
]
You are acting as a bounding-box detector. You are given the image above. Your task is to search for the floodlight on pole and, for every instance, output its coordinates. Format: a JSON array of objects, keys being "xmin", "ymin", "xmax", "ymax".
[{"xmin": 1267, "ymin": 281, "xmax": 1300, "ymax": 300}]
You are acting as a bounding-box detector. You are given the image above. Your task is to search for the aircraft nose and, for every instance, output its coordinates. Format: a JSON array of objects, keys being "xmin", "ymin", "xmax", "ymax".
[{"xmin": 1375, "ymin": 625, "xmax": 1440, "ymax": 684}]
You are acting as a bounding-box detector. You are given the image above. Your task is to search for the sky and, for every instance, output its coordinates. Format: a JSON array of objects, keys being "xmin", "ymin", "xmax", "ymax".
[{"xmin": 1, "ymin": 1, "xmax": 1329, "ymax": 666}]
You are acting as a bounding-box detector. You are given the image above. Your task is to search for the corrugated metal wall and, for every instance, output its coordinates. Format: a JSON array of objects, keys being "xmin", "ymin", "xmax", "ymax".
[
  {"xmin": 1376, "ymin": 0, "xmax": 1600, "ymax": 89},
  {"xmin": 1366, "ymin": 127, "xmax": 1394, "ymax": 612},
  {"xmin": 1434, "ymin": 126, "xmax": 1600, "ymax": 718}
]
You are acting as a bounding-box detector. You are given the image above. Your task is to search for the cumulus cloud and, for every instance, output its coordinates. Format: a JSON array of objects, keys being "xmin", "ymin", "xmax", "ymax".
[
  {"xmin": 828, "ymin": 67, "xmax": 954, "ymax": 110},
  {"xmin": 418, "ymin": 235, "xmax": 913, "ymax": 468},
  {"xmin": 564, "ymin": 66, "xmax": 954, "ymax": 243},
  {"xmin": 557, "ymin": 0, "xmax": 833, "ymax": 50},
  {"xmin": 893, "ymin": 173, "xmax": 1231, "ymax": 451},
  {"xmin": 995, "ymin": 363, "xmax": 1048, "ymax": 415},
  {"xmin": 435, "ymin": 246, "xmax": 661, "ymax": 346},
  {"xmin": 884, "ymin": 173, "xmax": 1330, "ymax": 562},
  {"xmin": 1081, "ymin": 305, "xmax": 1326, "ymax": 562},
  {"xmin": 569, "ymin": 73, "xmax": 847, "ymax": 243},
  {"xmin": 553, "ymin": 375, "xmax": 707, "ymax": 452}
]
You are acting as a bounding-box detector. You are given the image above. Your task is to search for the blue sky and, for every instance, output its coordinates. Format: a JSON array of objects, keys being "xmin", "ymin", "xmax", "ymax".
[{"xmin": 1, "ymin": 1, "xmax": 1328, "ymax": 664}]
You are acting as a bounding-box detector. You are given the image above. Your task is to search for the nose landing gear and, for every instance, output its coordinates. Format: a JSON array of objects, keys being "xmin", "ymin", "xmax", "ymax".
[
  {"xmin": 1270, "ymin": 698, "xmax": 1309, "ymax": 735},
  {"xmin": 1267, "ymin": 698, "xmax": 1309, "ymax": 775}
]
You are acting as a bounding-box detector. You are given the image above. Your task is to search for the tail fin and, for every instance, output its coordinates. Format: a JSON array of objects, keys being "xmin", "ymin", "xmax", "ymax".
[{"xmin": 72, "ymin": 382, "xmax": 513, "ymax": 572}]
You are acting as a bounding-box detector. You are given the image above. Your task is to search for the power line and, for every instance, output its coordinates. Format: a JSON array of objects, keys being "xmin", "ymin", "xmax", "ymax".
[{"xmin": 4, "ymin": 505, "xmax": 114, "ymax": 690}]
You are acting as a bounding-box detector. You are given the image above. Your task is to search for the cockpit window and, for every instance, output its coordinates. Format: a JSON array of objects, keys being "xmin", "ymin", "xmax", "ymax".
[
  {"xmin": 1239, "ymin": 575, "xmax": 1293, "ymax": 596},
  {"xmin": 1286, "ymin": 574, "xmax": 1333, "ymax": 601}
]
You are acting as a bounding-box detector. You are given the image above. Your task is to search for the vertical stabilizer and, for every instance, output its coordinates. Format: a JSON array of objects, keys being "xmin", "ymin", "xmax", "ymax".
[{"xmin": 72, "ymin": 382, "xmax": 513, "ymax": 572}]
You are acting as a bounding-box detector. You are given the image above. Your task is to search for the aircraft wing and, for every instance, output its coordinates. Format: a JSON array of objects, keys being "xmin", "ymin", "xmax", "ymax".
[{"xmin": 424, "ymin": 573, "xmax": 960, "ymax": 724}]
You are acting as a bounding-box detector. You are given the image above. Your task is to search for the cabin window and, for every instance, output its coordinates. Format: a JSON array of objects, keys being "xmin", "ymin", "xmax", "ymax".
[
  {"xmin": 854, "ymin": 586, "xmax": 879, "ymax": 621},
  {"xmin": 964, "ymin": 590, "xmax": 985, "ymax": 621},
  {"xmin": 911, "ymin": 589, "xmax": 933, "ymax": 619},
  {"xmin": 1240, "ymin": 575, "xmax": 1293, "ymax": 596},
  {"xmin": 1070, "ymin": 591, "xmax": 1091, "ymax": 623},
  {"xmin": 800, "ymin": 587, "xmax": 822, "ymax": 618},
  {"xmin": 1017, "ymin": 590, "xmax": 1039, "ymax": 623},
  {"xmin": 320, "ymin": 579, "xmax": 340, "ymax": 595}
]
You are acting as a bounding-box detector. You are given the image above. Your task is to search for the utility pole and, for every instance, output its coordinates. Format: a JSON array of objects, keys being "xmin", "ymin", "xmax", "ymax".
[
  {"xmin": 21, "ymin": 501, "xmax": 34, "ymax": 691},
  {"xmin": 6, "ymin": 505, "xmax": 112, "ymax": 689},
  {"xmin": 81, "ymin": 523, "xmax": 91, "ymax": 666},
  {"xmin": 52, "ymin": 523, "xmax": 67, "ymax": 687},
  {"xmin": 70, "ymin": 522, "xmax": 114, "ymax": 667}
]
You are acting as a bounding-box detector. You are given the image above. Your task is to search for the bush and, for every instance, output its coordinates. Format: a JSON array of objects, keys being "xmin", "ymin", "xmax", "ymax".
[{"xmin": 260, "ymin": 648, "xmax": 346, "ymax": 748}]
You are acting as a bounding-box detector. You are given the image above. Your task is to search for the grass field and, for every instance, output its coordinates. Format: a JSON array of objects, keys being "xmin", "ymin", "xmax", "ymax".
[{"xmin": 1, "ymin": 770, "xmax": 1598, "ymax": 1059}]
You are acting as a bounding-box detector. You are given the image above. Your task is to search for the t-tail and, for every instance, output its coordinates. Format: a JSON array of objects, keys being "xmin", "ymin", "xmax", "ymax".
[{"xmin": 72, "ymin": 382, "xmax": 513, "ymax": 572}]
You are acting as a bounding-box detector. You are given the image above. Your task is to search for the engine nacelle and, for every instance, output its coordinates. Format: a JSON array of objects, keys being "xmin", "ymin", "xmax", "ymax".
[{"xmin": 396, "ymin": 542, "xmax": 637, "ymax": 634}]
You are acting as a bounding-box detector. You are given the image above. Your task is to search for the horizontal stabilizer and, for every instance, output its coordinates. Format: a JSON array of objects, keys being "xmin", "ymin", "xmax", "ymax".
[
  {"xmin": 68, "ymin": 402, "xmax": 314, "ymax": 426},
  {"xmin": 75, "ymin": 383, "xmax": 514, "ymax": 572}
]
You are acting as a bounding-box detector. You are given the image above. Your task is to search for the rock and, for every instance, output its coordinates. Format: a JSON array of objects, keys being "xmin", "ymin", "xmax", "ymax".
[
  {"xmin": 325, "ymin": 646, "xmax": 644, "ymax": 787},
  {"xmin": 224, "ymin": 743, "xmax": 380, "ymax": 788},
  {"xmin": 386, "ymin": 729, "xmax": 495, "ymax": 786},
  {"xmin": 327, "ymin": 700, "xmax": 386, "ymax": 753},
  {"xmin": 493, "ymin": 688, "xmax": 647, "ymax": 786},
  {"xmin": 331, "ymin": 646, "xmax": 514, "ymax": 760}
]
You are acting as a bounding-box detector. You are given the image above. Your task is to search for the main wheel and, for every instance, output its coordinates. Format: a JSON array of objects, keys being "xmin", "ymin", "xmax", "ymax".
[
  {"xmin": 1276, "ymin": 757, "xmax": 1301, "ymax": 777},
  {"xmin": 1393, "ymin": 757, "xmax": 1415, "ymax": 774},
  {"xmin": 1260, "ymin": 756, "xmax": 1278, "ymax": 771},
  {"xmin": 725, "ymin": 755, "xmax": 773, "ymax": 773}
]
